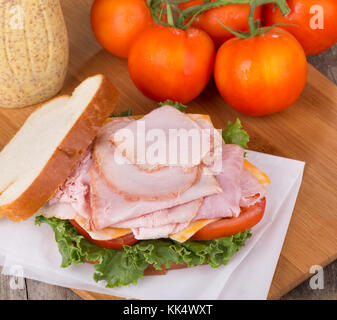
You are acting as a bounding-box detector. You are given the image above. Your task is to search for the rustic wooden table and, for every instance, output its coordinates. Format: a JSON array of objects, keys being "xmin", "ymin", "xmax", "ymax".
[{"xmin": 0, "ymin": 40, "xmax": 336, "ymax": 301}]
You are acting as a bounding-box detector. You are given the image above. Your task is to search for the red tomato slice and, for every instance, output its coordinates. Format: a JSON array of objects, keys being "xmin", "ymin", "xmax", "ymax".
[
  {"xmin": 70, "ymin": 198, "xmax": 266, "ymax": 246},
  {"xmin": 69, "ymin": 220, "xmax": 138, "ymax": 250},
  {"xmin": 191, "ymin": 198, "xmax": 266, "ymax": 241}
]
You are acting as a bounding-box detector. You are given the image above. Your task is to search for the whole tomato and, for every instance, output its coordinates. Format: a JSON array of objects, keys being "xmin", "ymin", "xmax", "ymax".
[
  {"xmin": 263, "ymin": 0, "xmax": 337, "ymax": 56},
  {"xmin": 214, "ymin": 27, "xmax": 307, "ymax": 116},
  {"xmin": 128, "ymin": 26, "xmax": 215, "ymax": 103},
  {"xmin": 91, "ymin": 0, "xmax": 153, "ymax": 58},
  {"xmin": 179, "ymin": 0, "xmax": 262, "ymax": 47}
]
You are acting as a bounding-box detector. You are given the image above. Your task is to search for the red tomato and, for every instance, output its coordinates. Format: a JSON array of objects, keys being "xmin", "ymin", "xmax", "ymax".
[
  {"xmin": 91, "ymin": 0, "xmax": 153, "ymax": 58},
  {"xmin": 214, "ymin": 27, "xmax": 307, "ymax": 116},
  {"xmin": 180, "ymin": 1, "xmax": 262, "ymax": 47},
  {"xmin": 69, "ymin": 220, "xmax": 138, "ymax": 250},
  {"xmin": 263, "ymin": 0, "xmax": 337, "ymax": 56},
  {"xmin": 192, "ymin": 198, "xmax": 266, "ymax": 241},
  {"xmin": 128, "ymin": 26, "xmax": 215, "ymax": 103}
]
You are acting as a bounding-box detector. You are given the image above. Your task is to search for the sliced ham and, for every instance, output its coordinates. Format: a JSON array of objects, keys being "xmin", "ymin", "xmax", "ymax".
[
  {"xmin": 111, "ymin": 105, "xmax": 211, "ymax": 171},
  {"xmin": 93, "ymin": 120, "xmax": 201, "ymax": 201},
  {"xmin": 47, "ymin": 149, "xmax": 92, "ymax": 226},
  {"xmin": 132, "ymin": 220, "xmax": 192, "ymax": 240},
  {"xmin": 90, "ymin": 166, "xmax": 221, "ymax": 230},
  {"xmin": 193, "ymin": 115, "xmax": 225, "ymax": 175},
  {"xmin": 132, "ymin": 224, "xmax": 177, "ymax": 240},
  {"xmin": 114, "ymin": 198, "xmax": 202, "ymax": 229},
  {"xmin": 45, "ymin": 112, "xmax": 268, "ymax": 243},
  {"xmin": 42, "ymin": 202, "xmax": 77, "ymax": 220},
  {"xmin": 195, "ymin": 144, "xmax": 244, "ymax": 220},
  {"xmin": 240, "ymin": 169, "xmax": 266, "ymax": 208}
]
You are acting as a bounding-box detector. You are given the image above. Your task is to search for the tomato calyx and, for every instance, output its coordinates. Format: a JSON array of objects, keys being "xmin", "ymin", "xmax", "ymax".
[{"xmin": 218, "ymin": 0, "xmax": 290, "ymax": 39}]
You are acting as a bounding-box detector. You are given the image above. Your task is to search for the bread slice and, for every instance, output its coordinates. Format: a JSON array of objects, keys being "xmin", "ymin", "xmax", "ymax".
[{"xmin": 0, "ymin": 75, "xmax": 119, "ymax": 222}]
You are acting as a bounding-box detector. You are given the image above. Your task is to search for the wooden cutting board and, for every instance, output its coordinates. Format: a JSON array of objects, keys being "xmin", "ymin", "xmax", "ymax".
[{"xmin": 1, "ymin": 0, "xmax": 337, "ymax": 300}]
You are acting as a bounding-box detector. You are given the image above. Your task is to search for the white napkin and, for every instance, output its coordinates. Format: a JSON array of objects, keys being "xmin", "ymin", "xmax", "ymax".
[{"xmin": 0, "ymin": 151, "xmax": 305, "ymax": 300}]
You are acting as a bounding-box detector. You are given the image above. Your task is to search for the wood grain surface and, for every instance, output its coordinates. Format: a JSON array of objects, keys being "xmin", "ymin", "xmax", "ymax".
[{"xmin": 0, "ymin": 0, "xmax": 337, "ymax": 300}]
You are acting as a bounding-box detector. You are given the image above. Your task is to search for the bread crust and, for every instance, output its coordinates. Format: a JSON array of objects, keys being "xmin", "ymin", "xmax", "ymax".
[{"xmin": 0, "ymin": 75, "xmax": 119, "ymax": 222}]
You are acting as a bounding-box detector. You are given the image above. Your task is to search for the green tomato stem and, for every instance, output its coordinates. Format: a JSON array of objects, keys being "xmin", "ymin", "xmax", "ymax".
[
  {"xmin": 248, "ymin": 0, "xmax": 290, "ymax": 36},
  {"xmin": 166, "ymin": 0, "xmax": 175, "ymax": 26},
  {"xmin": 182, "ymin": 0, "xmax": 251, "ymax": 19},
  {"xmin": 147, "ymin": 0, "xmax": 290, "ymax": 31}
]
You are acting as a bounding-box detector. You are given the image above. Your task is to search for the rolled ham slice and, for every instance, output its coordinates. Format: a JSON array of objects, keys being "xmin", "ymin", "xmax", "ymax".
[
  {"xmin": 111, "ymin": 105, "xmax": 211, "ymax": 171},
  {"xmin": 240, "ymin": 169, "xmax": 266, "ymax": 208},
  {"xmin": 93, "ymin": 120, "xmax": 201, "ymax": 201}
]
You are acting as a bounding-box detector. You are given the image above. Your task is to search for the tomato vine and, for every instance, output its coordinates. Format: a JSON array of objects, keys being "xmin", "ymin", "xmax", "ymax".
[{"xmin": 146, "ymin": 0, "xmax": 290, "ymax": 30}]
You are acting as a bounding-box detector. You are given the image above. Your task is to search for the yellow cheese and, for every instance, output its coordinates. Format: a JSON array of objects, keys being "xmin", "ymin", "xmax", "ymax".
[
  {"xmin": 75, "ymin": 218, "xmax": 131, "ymax": 241},
  {"xmin": 169, "ymin": 219, "xmax": 219, "ymax": 243},
  {"xmin": 243, "ymin": 159, "xmax": 270, "ymax": 188},
  {"xmin": 187, "ymin": 114, "xmax": 212, "ymax": 122}
]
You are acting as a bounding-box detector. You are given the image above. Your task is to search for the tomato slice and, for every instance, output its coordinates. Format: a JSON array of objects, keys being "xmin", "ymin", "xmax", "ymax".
[
  {"xmin": 191, "ymin": 198, "xmax": 266, "ymax": 241},
  {"xmin": 69, "ymin": 220, "xmax": 138, "ymax": 250},
  {"xmin": 70, "ymin": 198, "xmax": 265, "ymax": 246}
]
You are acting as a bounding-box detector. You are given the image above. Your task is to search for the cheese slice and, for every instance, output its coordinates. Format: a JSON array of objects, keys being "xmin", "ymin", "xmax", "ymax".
[
  {"xmin": 243, "ymin": 159, "xmax": 270, "ymax": 188},
  {"xmin": 75, "ymin": 218, "xmax": 132, "ymax": 241},
  {"xmin": 169, "ymin": 219, "xmax": 219, "ymax": 243}
]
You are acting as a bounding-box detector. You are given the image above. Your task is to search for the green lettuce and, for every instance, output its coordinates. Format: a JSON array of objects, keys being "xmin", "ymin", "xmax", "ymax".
[
  {"xmin": 222, "ymin": 118, "xmax": 249, "ymax": 149},
  {"xmin": 35, "ymin": 216, "xmax": 251, "ymax": 288}
]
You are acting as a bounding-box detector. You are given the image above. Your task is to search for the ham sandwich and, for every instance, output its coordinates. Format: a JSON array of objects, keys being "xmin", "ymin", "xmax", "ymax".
[{"xmin": 43, "ymin": 105, "xmax": 268, "ymax": 242}]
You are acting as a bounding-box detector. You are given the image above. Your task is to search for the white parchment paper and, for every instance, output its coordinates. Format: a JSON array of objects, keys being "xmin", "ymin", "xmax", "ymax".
[{"xmin": 0, "ymin": 151, "xmax": 305, "ymax": 300}]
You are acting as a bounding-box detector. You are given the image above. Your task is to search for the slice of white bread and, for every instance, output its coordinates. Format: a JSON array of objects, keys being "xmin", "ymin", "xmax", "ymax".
[{"xmin": 0, "ymin": 74, "xmax": 119, "ymax": 222}]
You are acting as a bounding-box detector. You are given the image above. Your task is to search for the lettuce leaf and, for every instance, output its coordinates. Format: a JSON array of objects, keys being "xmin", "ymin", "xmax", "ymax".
[
  {"xmin": 35, "ymin": 216, "xmax": 251, "ymax": 288},
  {"xmin": 222, "ymin": 118, "xmax": 249, "ymax": 149}
]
